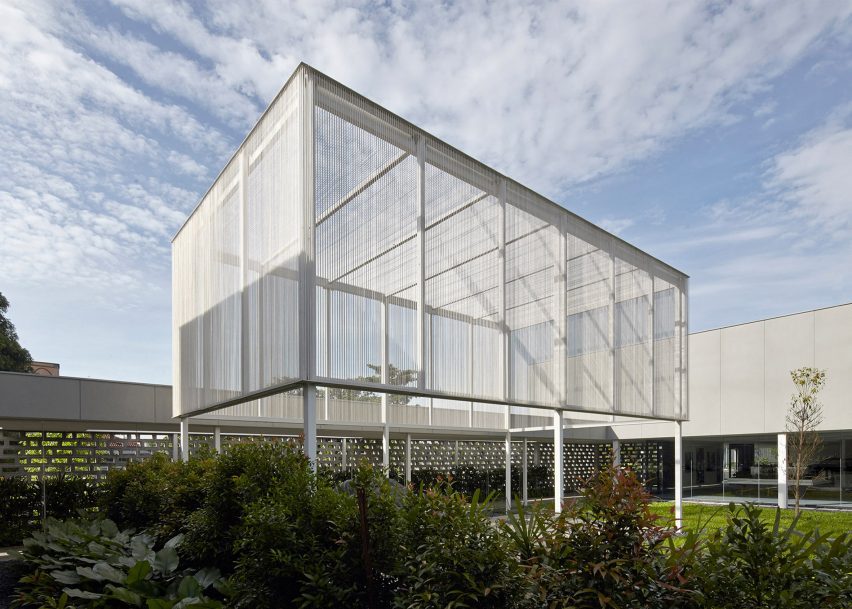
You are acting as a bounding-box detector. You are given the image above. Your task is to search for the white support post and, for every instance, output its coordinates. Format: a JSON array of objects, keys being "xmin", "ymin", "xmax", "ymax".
[
  {"xmin": 171, "ymin": 432, "xmax": 179, "ymax": 461},
  {"xmin": 522, "ymin": 438, "xmax": 528, "ymax": 506},
  {"xmin": 612, "ymin": 438, "xmax": 621, "ymax": 466},
  {"xmin": 505, "ymin": 430, "xmax": 512, "ymax": 513},
  {"xmin": 778, "ymin": 433, "xmax": 788, "ymax": 509},
  {"xmin": 415, "ymin": 135, "xmax": 427, "ymax": 391},
  {"xmin": 554, "ymin": 410, "xmax": 563, "ymax": 513},
  {"xmin": 468, "ymin": 319, "xmax": 474, "ymax": 427},
  {"xmin": 381, "ymin": 298, "xmax": 390, "ymax": 474},
  {"xmin": 214, "ymin": 426, "xmax": 222, "ymax": 455},
  {"xmin": 405, "ymin": 433, "xmax": 412, "ymax": 484},
  {"xmin": 674, "ymin": 421, "xmax": 683, "ymax": 529},
  {"xmin": 341, "ymin": 438, "xmax": 348, "ymax": 469},
  {"xmin": 180, "ymin": 418, "xmax": 189, "ymax": 463},
  {"xmin": 303, "ymin": 385, "xmax": 317, "ymax": 471}
]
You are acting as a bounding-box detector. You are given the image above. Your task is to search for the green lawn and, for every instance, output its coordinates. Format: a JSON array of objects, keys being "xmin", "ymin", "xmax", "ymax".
[{"xmin": 649, "ymin": 501, "xmax": 852, "ymax": 539}]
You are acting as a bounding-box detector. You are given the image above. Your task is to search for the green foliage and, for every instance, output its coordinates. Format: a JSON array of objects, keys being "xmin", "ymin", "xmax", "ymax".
[
  {"xmin": 394, "ymin": 483, "xmax": 518, "ymax": 609},
  {"xmin": 506, "ymin": 466, "xmax": 699, "ymax": 608},
  {"xmin": 180, "ymin": 443, "xmax": 313, "ymax": 571},
  {"xmin": 100, "ymin": 452, "xmax": 213, "ymax": 543},
  {"xmin": 0, "ymin": 476, "xmax": 39, "ymax": 545},
  {"xmin": 12, "ymin": 516, "xmax": 224, "ymax": 608},
  {"xmin": 0, "ymin": 475, "xmax": 100, "ymax": 546},
  {"xmin": 695, "ymin": 503, "xmax": 851, "ymax": 609},
  {"xmin": 0, "ymin": 291, "xmax": 33, "ymax": 373}
]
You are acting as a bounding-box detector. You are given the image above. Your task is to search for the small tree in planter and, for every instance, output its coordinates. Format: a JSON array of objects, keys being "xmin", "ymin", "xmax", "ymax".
[{"xmin": 786, "ymin": 367, "xmax": 826, "ymax": 515}]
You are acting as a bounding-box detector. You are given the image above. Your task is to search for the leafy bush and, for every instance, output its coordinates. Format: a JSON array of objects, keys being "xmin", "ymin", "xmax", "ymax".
[
  {"xmin": 181, "ymin": 443, "xmax": 312, "ymax": 571},
  {"xmin": 695, "ymin": 503, "xmax": 852, "ymax": 609},
  {"xmin": 394, "ymin": 483, "xmax": 519, "ymax": 609},
  {"xmin": 0, "ymin": 476, "xmax": 38, "ymax": 546},
  {"xmin": 0, "ymin": 475, "xmax": 99, "ymax": 546},
  {"xmin": 506, "ymin": 466, "xmax": 699, "ymax": 609},
  {"xmin": 11, "ymin": 516, "xmax": 223, "ymax": 608},
  {"xmin": 100, "ymin": 451, "xmax": 213, "ymax": 543}
]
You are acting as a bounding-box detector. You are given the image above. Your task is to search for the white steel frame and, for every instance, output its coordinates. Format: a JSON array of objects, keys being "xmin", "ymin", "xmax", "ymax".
[{"xmin": 172, "ymin": 63, "xmax": 689, "ymax": 509}]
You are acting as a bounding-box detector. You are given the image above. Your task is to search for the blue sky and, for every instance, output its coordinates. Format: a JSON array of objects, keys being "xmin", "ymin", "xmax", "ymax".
[{"xmin": 1, "ymin": 0, "xmax": 850, "ymax": 384}]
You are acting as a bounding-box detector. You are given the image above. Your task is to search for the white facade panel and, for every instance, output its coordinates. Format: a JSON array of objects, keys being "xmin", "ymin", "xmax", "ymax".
[{"xmin": 720, "ymin": 323, "xmax": 765, "ymax": 435}]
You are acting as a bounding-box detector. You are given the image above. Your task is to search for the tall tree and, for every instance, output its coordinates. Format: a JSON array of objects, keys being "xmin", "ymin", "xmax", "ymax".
[
  {"xmin": 786, "ymin": 367, "xmax": 826, "ymax": 515},
  {"xmin": 0, "ymin": 292, "xmax": 33, "ymax": 373}
]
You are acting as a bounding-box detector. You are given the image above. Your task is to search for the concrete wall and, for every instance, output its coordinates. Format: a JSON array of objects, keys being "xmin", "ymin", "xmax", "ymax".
[{"xmin": 617, "ymin": 303, "xmax": 852, "ymax": 440}]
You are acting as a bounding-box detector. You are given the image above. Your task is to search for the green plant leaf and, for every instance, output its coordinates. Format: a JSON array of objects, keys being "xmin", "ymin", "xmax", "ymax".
[
  {"xmin": 177, "ymin": 575, "xmax": 202, "ymax": 598},
  {"xmin": 154, "ymin": 547, "xmax": 179, "ymax": 574},
  {"xmin": 51, "ymin": 569, "xmax": 83, "ymax": 585},
  {"xmin": 191, "ymin": 567, "xmax": 221, "ymax": 590},
  {"xmin": 100, "ymin": 519, "xmax": 120, "ymax": 537},
  {"xmin": 106, "ymin": 583, "xmax": 144, "ymax": 606},
  {"xmin": 146, "ymin": 600, "xmax": 174, "ymax": 609},
  {"xmin": 127, "ymin": 560, "xmax": 152, "ymax": 586},
  {"xmin": 93, "ymin": 561, "xmax": 127, "ymax": 584},
  {"xmin": 63, "ymin": 587, "xmax": 103, "ymax": 599}
]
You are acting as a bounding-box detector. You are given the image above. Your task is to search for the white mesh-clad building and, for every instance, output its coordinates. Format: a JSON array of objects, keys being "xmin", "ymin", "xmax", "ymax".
[{"xmin": 172, "ymin": 64, "xmax": 689, "ymax": 513}]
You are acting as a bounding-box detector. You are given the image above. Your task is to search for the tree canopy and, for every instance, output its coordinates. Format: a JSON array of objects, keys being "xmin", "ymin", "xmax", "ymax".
[{"xmin": 0, "ymin": 292, "xmax": 33, "ymax": 373}]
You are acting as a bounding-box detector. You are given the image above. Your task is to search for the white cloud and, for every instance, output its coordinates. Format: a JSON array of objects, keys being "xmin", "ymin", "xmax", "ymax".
[
  {"xmin": 0, "ymin": 0, "xmax": 849, "ymax": 381},
  {"xmin": 766, "ymin": 106, "xmax": 852, "ymax": 238},
  {"xmin": 599, "ymin": 218, "xmax": 634, "ymax": 235}
]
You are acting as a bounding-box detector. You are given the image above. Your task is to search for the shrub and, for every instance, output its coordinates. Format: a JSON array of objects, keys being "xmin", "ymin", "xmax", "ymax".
[
  {"xmin": 394, "ymin": 483, "xmax": 519, "ymax": 609},
  {"xmin": 11, "ymin": 516, "xmax": 223, "ymax": 608},
  {"xmin": 506, "ymin": 466, "xmax": 699, "ymax": 609},
  {"xmin": 100, "ymin": 451, "xmax": 213, "ymax": 542},
  {"xmin": 0, "ymin": 475, "xmax": 99, "ymax": 546},
  {"xmin": 0, "ymin": 476, "xmax": 38, "ymax": 546},
  {"xmin": 182, "ymin": 443, "xmax": 314, "ymax": 571},
  {"xmin": 695, "ymin": 503, "xmax": 852, "ymax": 609}
]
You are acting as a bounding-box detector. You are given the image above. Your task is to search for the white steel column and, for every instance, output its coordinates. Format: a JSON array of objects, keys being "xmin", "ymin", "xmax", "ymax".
[
  {"xmin": 171, "ymin": 432, "xmax": 179, "ymax": 461},
  {"xmin": 553, "ymin": 410, "xmax": 563, "ymax": 513},
  {"xmin": 522, "ymin": 438, "xmax": 528, "ymax": 506},
  {"xmin": 341, "ymin": 438, "xmax": 348, "ymax": 469},
  {"xmin": 557, "ymin": 217, "xmax": 568, "ymax": 407},
  {"xmin": 214, "ymin": 426, "xmax": 222, "ymax": 455},
  {"xmin": 415, "ymin": 134, "xmax": 427, "ymax": 391},
  {"xmin": 505, "ymin": 429, "xmax": 512, "ymax": 513},
  {"xmin": 674, "ymin": 421, "xmax": 683, "ymax": 529},
  {"xmin": 180, "ymin": 418, "xmax": 189, "ymax": 463},
  {"xmin": 612, "ymin": 438, "xmax": 621, "ymax": 466},
  {"xmin": 778, "ymin": 433, "xmax": 788, "ymax": 509},
  {"xmin": 299, "ymin": 66, "xmax": 317, "ymax": 385},
  {"xmin": 381, "ymin": 298, "xmax": 389, "ymax": 473},
  {"xmin": 468, "ymin": 320, "xmax": 474, "ymax": 427},
  {"xmin": 303, "ymin": 385, "xmax": 317, "ymax": 471},
  {"xmin": 405, "ymin": 433, "xmax": 412, "ymax": 484}
]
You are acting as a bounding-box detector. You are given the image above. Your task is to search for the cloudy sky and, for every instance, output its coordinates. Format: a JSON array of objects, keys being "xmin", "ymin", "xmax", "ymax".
[{"xmin": 1, "ymin": 0, "xmax": 850, "ymax": 384}]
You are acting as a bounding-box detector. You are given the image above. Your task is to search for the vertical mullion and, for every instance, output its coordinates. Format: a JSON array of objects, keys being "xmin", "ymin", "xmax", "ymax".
[
  {"xmin": 649, "ymin": 268, "xmax": 655, "ymax": 416},
  {"xmin": 300, "ymin": 67, "xmax": 316, "ymax": 382},
  {"xmin": 557, "ymin": 216, "xmax": 568, "ymax": 408},
  {"xmin": 609, "ymin": 241, "xmax": 616, "ymax": 414},
  {"xmin": 416, "ymin": 135, "xmax": 426, "ymax": 391},
  {"xmin": 239, "ymin": 151, "xmax": 249, "ymax": 395}
]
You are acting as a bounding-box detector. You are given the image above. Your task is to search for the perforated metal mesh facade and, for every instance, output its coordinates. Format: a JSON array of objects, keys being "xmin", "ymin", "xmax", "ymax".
[{"xmin": 173, "ymin": 64, "xmax": 688, "ymax": 424}]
